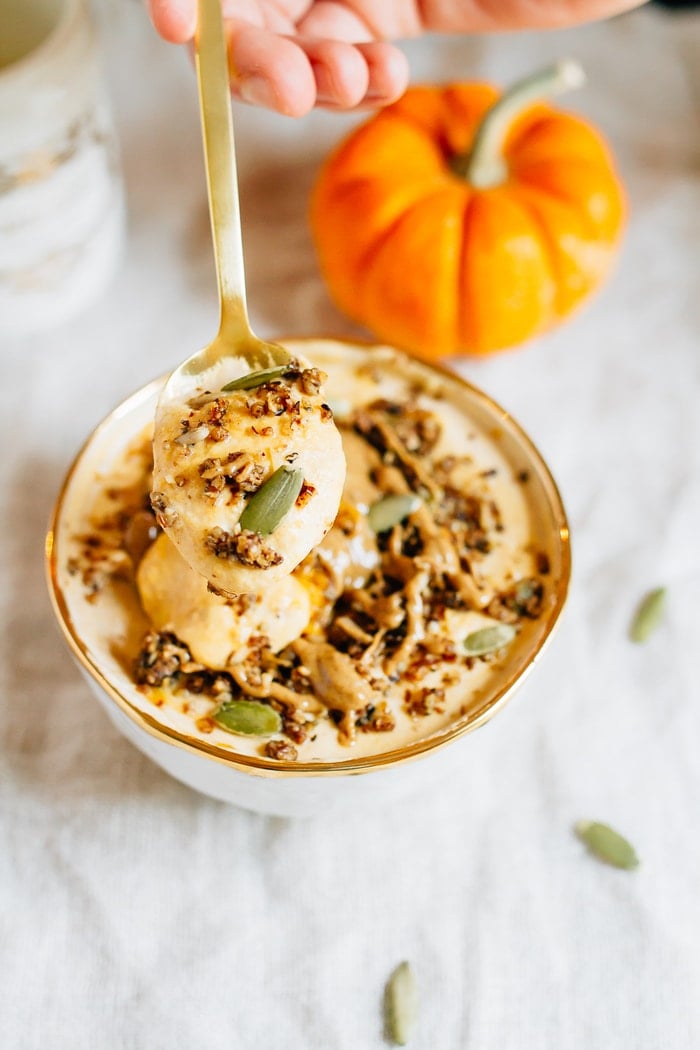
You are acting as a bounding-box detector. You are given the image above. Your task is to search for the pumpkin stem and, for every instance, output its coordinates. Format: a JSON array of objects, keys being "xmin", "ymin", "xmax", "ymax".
[{"xmin": 452, "ymin": 59, "xmax": 586, "ymax": 188}]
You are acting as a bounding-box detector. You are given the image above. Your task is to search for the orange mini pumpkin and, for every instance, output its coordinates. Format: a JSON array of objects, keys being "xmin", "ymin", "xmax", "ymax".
[{"xmin": 310, "ymin": 61, "xmax": 626, "ymax": 359}]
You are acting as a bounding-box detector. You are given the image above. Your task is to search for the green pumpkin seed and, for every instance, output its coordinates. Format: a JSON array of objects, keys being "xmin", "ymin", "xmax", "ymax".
[
  {"xmin": 575, "ymin": 820, "xmax": 639, "ymax": 870},
  {"xmin": 630, "ymin": 587, "xmax": 666, "ymax": 643},
  {"xmin": 385, "ymin": 961, "xmax": 417, "ymax": 1046},
  {"xmin": 221, "ymin": 366, "xmax": 291, "ymax": 392},
  {"xmin": 239, "ymin": 467, "xmax": 304, "ymax": 535},
  {"xmin": 464, "ymin": 623, "xmax": 516, "ymax": 656},
  {"xmin": 213, "ymin": 700, "xmax": 282, "ymax": 737},
  {"xmin": 368, "ymin": 494, "xmax": 422, "ymax": 533}
]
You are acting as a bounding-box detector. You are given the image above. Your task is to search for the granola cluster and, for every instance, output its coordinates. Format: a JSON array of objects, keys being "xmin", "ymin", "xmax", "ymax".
[
  {"xmin": 198, "ymin": 451, "xmax": 265, "ymax": 498},
  {"xmin": 204, "ymin": 527, "xmax": 284, "ymax": 569}
]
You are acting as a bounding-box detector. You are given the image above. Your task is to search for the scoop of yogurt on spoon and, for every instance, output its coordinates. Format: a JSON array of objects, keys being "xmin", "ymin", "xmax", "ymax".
[
  {"xmin": 152, "ymin": 358, "xmax": 344, "ymax": 596},
  {"xmin": 151, "ymin": 0, "xmax": 344, "ymax": 595}
]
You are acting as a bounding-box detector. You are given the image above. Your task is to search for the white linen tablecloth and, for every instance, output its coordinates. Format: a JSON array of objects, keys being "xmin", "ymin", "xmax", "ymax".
[{"xmin": 1, "ymin": 4, "xmax": 699, "ymax": 1047}]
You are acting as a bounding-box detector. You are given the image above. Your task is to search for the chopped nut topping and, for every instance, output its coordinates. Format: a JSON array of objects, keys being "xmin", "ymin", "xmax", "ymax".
[
  {"xmin": 281, "ymin": 717, "xmax": 309, "ymax": 745},
  {"xmin": 205, "ymin": 398, "xmax": 228, "ymax": 425},
  {"xmin": 149, "ymin": 491, "xmax": 167, "ymax": 514},
  {"xmin": 208, "ymin": 424, "xmax": 229, "ymax": 442},
  {"xmin": 134, "ymin": 631, "xmax": 192, "ymax": 686},
  {"xmin": 149, "ymin": 491, "xmax": 179, "ymax": 529},
  {"xmin": 510, "ymin": 578, "xmax": 544, "ymax": 618},
  {"xmin": 357, "ymin": 701, "xmax": 396, "ymax": 733},
  {"xmin": 246, "ymin": 382, "xmax": 301, "ymax": 420},
  {"xmin": 198, "ymin": 451, "xmax": 265, "ymax": 497},
  {"xmin": 300, "ymin": 367, "xmax": 326, "ymax": 395},
  {"xmin": 441, "ymin": 487, "xmax": 490, "ymax": 553},
  {"xmin": 368, "ymin": 400, "xmax": 442, "ymax": 455},
  {"xmin": 404, "ymin": 687, "xmax": 447, "ymax": 718},
  {"xmin": 265, "ymin": 739, "xmax": 299, "ymax": 761},
  {"xmin": 204, "ymin": 527, "xmax": 284, "ymax": 569},
  {"xmin": 354, "ymin": 407, "xmax": 441, "ymax": 500},
  {"xmin": 67, "ymin": 543, "xmax": 131, "ymax": 600},
  {"xmin": 295, "ymin": 481, "xmax": 316, "ymax": 509},
  {"xmin": 536, "ymin": 551, "xmax": 550, "ymax": 575}
]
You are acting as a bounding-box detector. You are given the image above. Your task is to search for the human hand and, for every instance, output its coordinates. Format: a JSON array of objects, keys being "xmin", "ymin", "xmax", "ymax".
[{"xmin": 146, "ymin": 0, "xmax": 645, "ymax": 117}]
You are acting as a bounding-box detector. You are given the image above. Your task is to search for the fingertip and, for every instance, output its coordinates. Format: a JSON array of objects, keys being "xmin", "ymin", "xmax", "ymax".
[
  {"xmin": 237, "ymin": 73, "xmax": 315, "ymax": 118},
  {"xmin": 358, "ymin": 42, "xmax": 410, "ymax": 104},
  {"xmin": 147, "ymin": 0, "xmax": 196, "ymax": 44},
  {"xmin": 229, "ymin": 27, "xmax": 316, "ymax": 117},
  {"xmin": 304, "ymin": 40, "xmax": 370, "ymax": 109}
]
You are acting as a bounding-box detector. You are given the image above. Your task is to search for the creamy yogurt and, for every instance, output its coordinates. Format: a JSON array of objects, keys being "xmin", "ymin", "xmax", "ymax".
[
  {"xmin": 151, "ymin": 357, "xmax": 345, "ymax": 596},
  {"xmin": 57, "ymin": 340, "xmax": 568, "ymax": 767}
]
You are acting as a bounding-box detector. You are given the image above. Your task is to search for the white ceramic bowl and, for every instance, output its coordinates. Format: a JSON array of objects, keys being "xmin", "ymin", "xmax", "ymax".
[{"xmin": 46, "ymin": 339, "xmax": 570, "ymax": 817}]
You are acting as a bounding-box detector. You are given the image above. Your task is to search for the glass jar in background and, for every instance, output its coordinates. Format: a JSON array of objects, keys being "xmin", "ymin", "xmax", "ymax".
[{"xmin": 0, "ymin": 0, "xmax": 125, "ymax": 340}]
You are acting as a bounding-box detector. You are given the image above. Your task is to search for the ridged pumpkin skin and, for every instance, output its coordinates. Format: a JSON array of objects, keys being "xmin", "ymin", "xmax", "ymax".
[{"xmin": 310, "ymin": 81, "xmax": 625, "ymax": 358}]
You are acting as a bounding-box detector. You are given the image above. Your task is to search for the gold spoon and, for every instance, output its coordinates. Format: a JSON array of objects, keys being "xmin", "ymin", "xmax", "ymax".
[
  {"xmin": 159, "ymin": 0, "xmax": 289, "ymax": 402},
  {"xmin": 151, "ymin": 0, "xmax": 345, "ymax": 596}
]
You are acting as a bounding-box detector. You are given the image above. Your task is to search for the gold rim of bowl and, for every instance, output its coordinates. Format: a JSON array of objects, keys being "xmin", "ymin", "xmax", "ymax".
[{"xmin": 45, "ymin": 337, "xmax": 571, "ymax": 779}]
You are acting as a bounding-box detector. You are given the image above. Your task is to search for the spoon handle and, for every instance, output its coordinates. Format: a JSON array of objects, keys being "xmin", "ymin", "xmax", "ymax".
[{"xmin": 195, "ymin": 0, "xmax": 250, "ymax": 344}]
